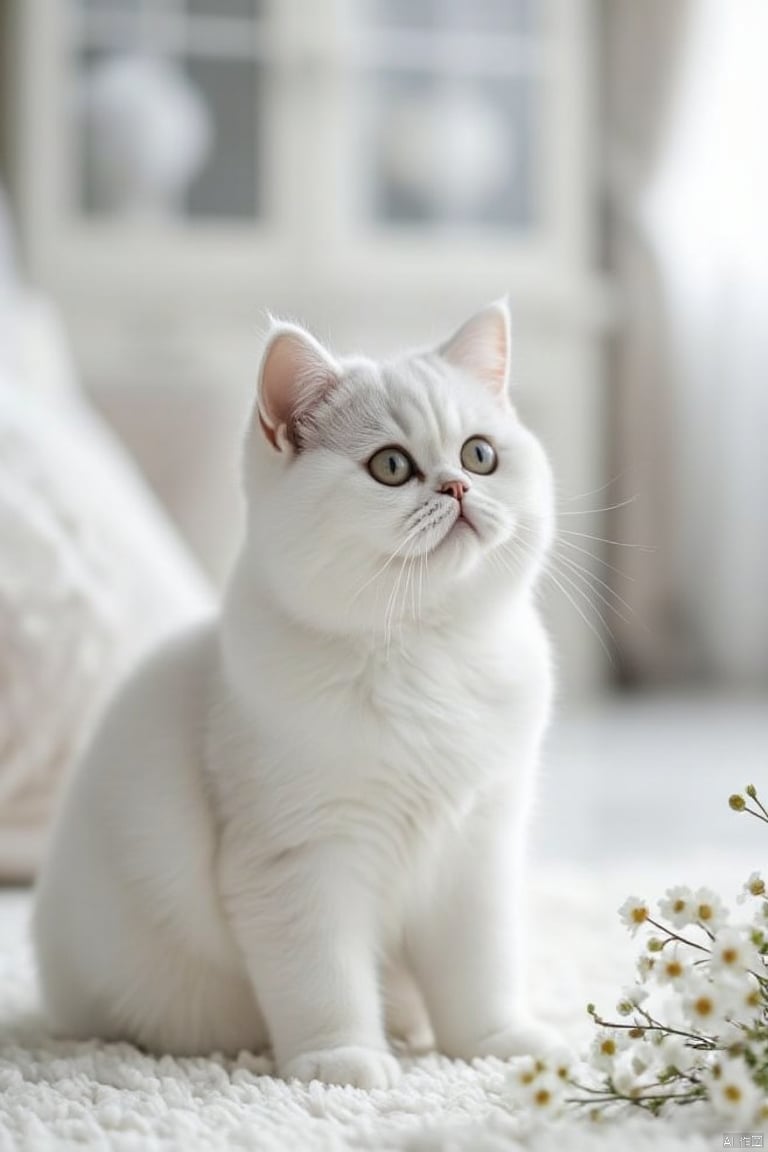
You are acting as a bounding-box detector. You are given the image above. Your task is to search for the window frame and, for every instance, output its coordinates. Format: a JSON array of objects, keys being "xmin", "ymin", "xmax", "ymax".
[{"xmin": 11, "ymin": 0, "xmax": 597, "ymax": 307}]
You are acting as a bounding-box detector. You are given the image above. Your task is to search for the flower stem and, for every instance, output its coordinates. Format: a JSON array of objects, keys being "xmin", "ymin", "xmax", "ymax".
[
  {"xmin": 592, "ymin": 1011, "xmax": 716, "ymax": 1048},
  {"xmin": 755, "ymin": 800, "xmax": 768, "ymax": 820},
  {"xmin": 567, "ymin": 1089, "xmax": 701, "ymax": 1108},
  {"xmin": 646, "ymin": 916, "xmax": 711, "ymax": 954}
]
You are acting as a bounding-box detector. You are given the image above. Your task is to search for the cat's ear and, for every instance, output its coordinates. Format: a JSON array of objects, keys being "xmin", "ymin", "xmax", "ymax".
[
  {"xmin": 257, "ymin": 321, "xmax": 341, "ymax": 451},
  {"xmin": 439, "ymin": 298, "xmax": 511, "ymax": 403}
]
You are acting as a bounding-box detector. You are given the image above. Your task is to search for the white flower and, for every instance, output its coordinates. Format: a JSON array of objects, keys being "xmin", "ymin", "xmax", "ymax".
[
  {"xmin": 692, "ymin": 886, "xmax": 728, "ymax": 931},
  {"xmin": 703, "ymin": 1056, "xmax": 762, "ymax": 1127},
  {"xmin": 727, "ymin": 972, "xmax": 764, "ymax": 1026},
  {"xmin": 655, "ymin": 946, "xmax": 690, "ymax": 987},
  {"xmin": 637, "ymin": 954, "xmax": 656, "ymax": 982},
  {"xmin": 751, "ymin": 900, "xmax": 768, "ymax": 929},
  {"xmin": 710, "ymin": 926, "xmax": 762, "ymax": 976},
  {"xmin": 658, "ymin": 885, "xmax": 697, "ymax": 929},
  {"xmin": 736, "ymin": 871, "xmax": 766, "ymax": 903},
  {"xmin": 611, "ymin": 1063, "xmax": 646, "ymax": 1099},
  {"xmin": 619, "ymin": 896, "xmax": 650, "ymax": 935},
  {"xmin": 589, "ymin": 1029, "xmax": 626, "ymax": 1072},
  {"xmin": 629, "ymin": 1039, "xmax": 661, "ymax": 1077},
  {"xmin": 681, "ymin": 975, "xmax": 737, "ymax": 1036},
  {"xmin": 656, "ymin": 1032, "xmax": 700, "ymax": 1075},
  {"xmin": 746, "ymin": 870, "xmax": 765, "ymax": 894},
  {"xmin": 506, "ymin": 1058, "xmax": 566, "ymax": 1115},
  {"xmin": 547, "ymin": 1049, "xmax": 575, "ymax": 1084},
  {"xmin": 507, "ymin": 1055, "xmax": 543, "ymax": 1092},
  {"xmin": 616, "ymin": 984, "xmax": 649, "ymax": 1016},
  {"xmin": 524, "ymin": 1070, "xmax": 566, "ymax": 1114}
]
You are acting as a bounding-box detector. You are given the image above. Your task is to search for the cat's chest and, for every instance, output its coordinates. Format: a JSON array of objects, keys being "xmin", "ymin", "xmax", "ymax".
[
  {"xmin": 318, "ymin": 635, "xmax": 541, "ymax": 861},
  {"xmin": 278, "ymin": 627, "xmax": 541, "ymax": 789},
  {"xmin": 231, "ymin": 602, "xmax": 550, "ymax": 797},
  {"xmin": 356, "ymin": 644, "xmax": 506, "ymax": 748},
  {"xmin": 223, "ymin": 617, "xmax": 549, "ymax": 881}
]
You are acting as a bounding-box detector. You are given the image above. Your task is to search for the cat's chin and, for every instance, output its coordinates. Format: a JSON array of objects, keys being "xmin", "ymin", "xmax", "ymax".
[
  {"xmin": 430, "ymin": 514, "xmax": 481, "ymax": 557},
  {"xmin": 452, "ymin": 513, "xmax": 479, "ymax": 538}
]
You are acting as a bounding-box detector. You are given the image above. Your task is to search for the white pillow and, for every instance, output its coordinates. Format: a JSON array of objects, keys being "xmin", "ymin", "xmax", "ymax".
[{"xmin": 0, "ymin": 357, "xmax": 213, "ymax": 881}]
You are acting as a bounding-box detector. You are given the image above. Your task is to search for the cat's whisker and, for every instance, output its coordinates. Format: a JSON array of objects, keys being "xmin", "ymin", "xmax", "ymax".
[
  {"xmin": 501, "ymin": 532, "xmax": 616, "ymax": 663},
  {"xmin": 383, "ymin": 564, "xmax": 401, "ymax": 657},
  {"xmin": 554, "ymin": 535, "xmax": 635, "ymax": 582},
  {"xmin": 540, "ymin": 559, "xmax": 615, "ymax": 664},
  {"xmin": 492, "ymin": 540, "xmax": 531, "ymax": 585},
  {"xmin": 556, "ymin": 496, "xmax": 638, "ymax": 516},
  {"xmin": 398, "ymin": 554, "xmax": 418, "ymax": 645},
  {"xmin": 351, "ymin": 522, "xmax": 424, "ymax": 604},
  {"xmin": 548, "ymin": 563, "xmax": 627, "ymax": 635},
  {"xmin": 357, "ymin": 519, "xmax": 434, "ymax": 651},
  {"xmin": 559, "ymin": 469, "xmax": 632, "ymax": 505},
  {"xmin": 416, "ymin": 551, "xmax": 423, "ymax": 625},
  {"xmin": 557, "ymin": 528, "xmax": 656, "ymax": 551},
  {"xmin": 552, "ymin": 548, "xmax": 638, "ymax": 624},
  {"xmin": 518, "ymin": 520, "xmax": 636, "ymax": 633},
  {"xmin": 549, "ymin": 552, "xmax": 636, "ymax": 632},
  {"xmin": 489, "ymin": 555, "xmax": 523, "ymax": 589},
  {"xmin": 418, "ymin": 546, "xmax": 429, "ymax": 627},
  {"xmin": 383, "ymin": 537, "xmax": 417, "ymax": 655},
  {"xmin": 404, "ymin": 554, "xmax": 417, "ymax": 625},
  {"xmin": 408, "ymin": 553, "xmax": 418, "ymax": 624}
]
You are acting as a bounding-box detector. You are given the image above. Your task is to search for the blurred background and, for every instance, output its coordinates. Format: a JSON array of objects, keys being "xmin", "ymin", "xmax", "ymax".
[{"xmin": 0, "ymin": 0, "xmax": 765, "ymax": 880}]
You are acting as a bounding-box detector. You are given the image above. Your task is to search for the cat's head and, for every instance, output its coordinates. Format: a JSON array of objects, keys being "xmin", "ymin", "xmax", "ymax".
[{"xmin": 241, "ymin": 301, "xmax": 553, "ymax": 634}]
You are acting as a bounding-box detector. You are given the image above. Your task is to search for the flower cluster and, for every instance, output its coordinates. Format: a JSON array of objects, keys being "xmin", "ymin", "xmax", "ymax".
[
  {"xmin": 505, "ymin": 1053, "xmax": 573, "ymax": 1116},
  {"xmin": 505, "ymin": 783, "xmax": 768, "ymax": 1127}
]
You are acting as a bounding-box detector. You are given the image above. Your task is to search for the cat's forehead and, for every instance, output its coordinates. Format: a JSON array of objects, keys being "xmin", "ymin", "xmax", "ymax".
[
  {"xmin": 309, "ymin": 353, "xmax": 498, "ymax": 458},
  {"xmin": 381, "ymin": 357, "xmax": 464, "ymax": 442}
]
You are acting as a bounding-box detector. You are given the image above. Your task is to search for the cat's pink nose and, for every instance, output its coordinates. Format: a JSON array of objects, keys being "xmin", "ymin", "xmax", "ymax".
[{"xmin": 439, "ymin": 478, "xmax": 469, "ymax": 502}]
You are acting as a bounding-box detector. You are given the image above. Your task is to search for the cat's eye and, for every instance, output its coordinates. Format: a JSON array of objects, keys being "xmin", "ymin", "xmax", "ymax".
[
  {"xmin": 461, "ymin": 437, "xmax": 497, "ymax": 475},
  {"xmin": 368, "ymin": 446, "xmax": 415, "ymax": 487}
]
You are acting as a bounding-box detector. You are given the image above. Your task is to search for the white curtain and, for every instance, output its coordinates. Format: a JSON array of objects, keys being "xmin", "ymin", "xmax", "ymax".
[
  {"xmin": 602, "ymin": 0, "xmax": 693, "ymax": 683},
  {"xmin": 644, "ymin": 0, "xmax": 768, "ymax": 684}
]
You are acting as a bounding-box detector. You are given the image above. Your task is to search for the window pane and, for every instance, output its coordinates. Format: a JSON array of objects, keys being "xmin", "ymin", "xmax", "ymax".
[
  {"xmin": 183, "ymin": 57, "xmax": 260, "ymax": 218},
  {"xmin": 82, "ymin": 0, "xmax": 141, "ymax": 14},
  {"xmin": 367, "ymin": 0, "xmax": 536, "ymax": 35},
  {"xmin": 76, "ymin": 0, "xmax": 142, "ymax": 49},
  {"xmin": 362, "ymin": 73, "xmax": 536, "ymax": 229},
  {"xmin": 186, "ymin": 0, "xmax": 262, "ymax": 19},
  {"xmin": 76, "ymin": 50, "xmax": 221, "ymax": 217}
]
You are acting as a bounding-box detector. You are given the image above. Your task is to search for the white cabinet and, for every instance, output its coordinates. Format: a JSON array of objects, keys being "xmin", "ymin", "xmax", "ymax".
[{"xmin": 8, "ymin": 0, "xmax": 613, "ymax": 693}]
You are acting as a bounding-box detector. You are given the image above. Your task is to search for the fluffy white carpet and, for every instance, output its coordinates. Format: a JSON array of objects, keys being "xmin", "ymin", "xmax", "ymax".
[{"xmin": 0, "ymin": 859, "xmax": 749, "ymax": 1151}]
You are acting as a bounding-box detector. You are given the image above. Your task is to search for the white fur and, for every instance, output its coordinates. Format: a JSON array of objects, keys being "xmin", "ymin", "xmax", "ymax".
[{"xmin": 33, "ymin": 302, "xmax": 560, "ymax": 1088}]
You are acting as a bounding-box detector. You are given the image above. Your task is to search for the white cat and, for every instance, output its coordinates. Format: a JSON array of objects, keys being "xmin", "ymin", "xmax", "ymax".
[{"xmin": 33, "ymin": 300, "xmax": 561, "ymax": 1089}]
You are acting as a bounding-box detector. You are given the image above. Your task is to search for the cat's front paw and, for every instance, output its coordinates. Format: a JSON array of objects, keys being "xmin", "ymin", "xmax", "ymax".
[
  {"xmin": 281, "ymin": 1046, "xmax": 401, "ymax": 1090},
  {"xmin": 454, "ymin": 1016, "xmax": 566, "ymax": 1062}
]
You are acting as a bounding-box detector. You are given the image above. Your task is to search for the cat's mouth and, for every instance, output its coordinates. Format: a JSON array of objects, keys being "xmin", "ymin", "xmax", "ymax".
[
  {"xmin": 431, "ymin": 508, "xmax": 480, "ymax": 554},
  {"xmin": 449, "ymin": 505, "xmax": 480, "ymax": 539}
]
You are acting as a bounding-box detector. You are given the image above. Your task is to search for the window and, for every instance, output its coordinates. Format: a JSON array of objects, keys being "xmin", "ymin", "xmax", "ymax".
[
  {"xmin": 72, "ymin": 0, "xmax": 267, "ymax": 219},
  {"xmin": 352, "ymin": 0, "xmax": 542, "ymax": 230},
  {"xmin": 69, "ymin": 0, "xmax": 547, "ymax": 236}
]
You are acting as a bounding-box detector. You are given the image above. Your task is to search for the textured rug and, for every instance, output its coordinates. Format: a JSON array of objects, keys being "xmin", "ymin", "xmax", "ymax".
[{"xmin": 0, "ymin": 860, "xmax": 753, "ymax": 1151}]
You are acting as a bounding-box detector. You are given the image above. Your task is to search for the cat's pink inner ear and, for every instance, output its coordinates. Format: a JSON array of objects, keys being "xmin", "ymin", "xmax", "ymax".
[
  {"xmin": 439, "ymin": 300, "xmax": 511, "ymax": 401},
  {"xmin": 257, "ymin": 326, "xmax": 339, "ymax": 451}
]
